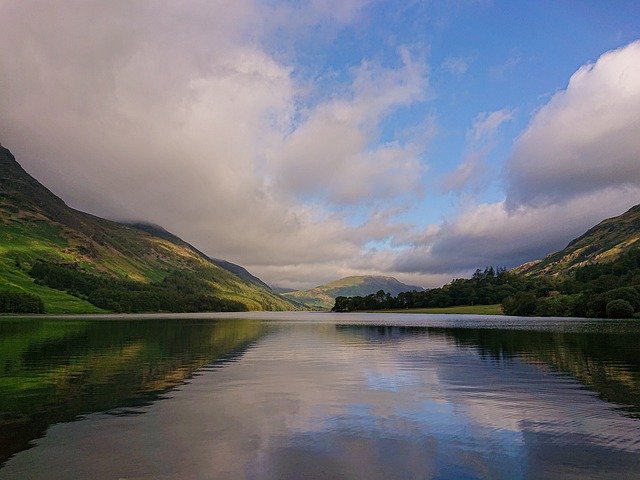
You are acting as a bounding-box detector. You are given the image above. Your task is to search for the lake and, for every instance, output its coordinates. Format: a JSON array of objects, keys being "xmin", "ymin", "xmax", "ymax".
[{"xmin": 1, "ymin": 312, "xmax": 639, "ymax": 479}]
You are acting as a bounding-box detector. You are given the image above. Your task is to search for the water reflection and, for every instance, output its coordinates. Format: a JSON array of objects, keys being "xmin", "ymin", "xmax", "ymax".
[
  {"xmin": 0, "ymin": 318, "xmax": 266, "ymax": 465},
  {"xmin": 0, "ymin": 316, "xmax": 639, "ymax": 479}
]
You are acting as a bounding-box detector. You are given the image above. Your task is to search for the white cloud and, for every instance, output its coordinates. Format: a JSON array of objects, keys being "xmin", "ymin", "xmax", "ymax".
[
  {"xmin": 442, "ymin": 146, "xmax": 491, "ymax": 193},
  {"xmin": 0, "ymin": 1, "xmax": 432, "ymax": 289},
  {"xmin": 505, "ymin": 40, "xmax": 640, "ymax": 209},
  {"xmin": 268, "ymin": 47, "xmax": 429, "ymax": 205},
  {"xmin": 442, "ymin": 108, "xmax": 513, "ymax": 193},
  {"xmin": 468, "ymin": 109, "xmax": 514, "ymax": 142},
  {"xmin": 1, "ymin": 3, "xmax": 638, "ymax": 291},
  {"xmin": 394, "ymin": 188, "xmax": 640, "ymax": 276},
  {"xmin": 406, "ymin": 41, "xmax": 640, "ymax": 280}
]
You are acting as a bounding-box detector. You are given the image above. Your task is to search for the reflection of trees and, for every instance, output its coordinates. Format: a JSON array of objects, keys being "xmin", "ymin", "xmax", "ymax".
[
  {"xmin": 335, "ymin": 324, "xmax": 640, "ymax": 418},
  {"xmin": 437, "ymin": 328, "xmax": 640, "ymax": 418},
  {"xmin": 0, "ymin": 318, "xmax": 266, "ymax": 466}
]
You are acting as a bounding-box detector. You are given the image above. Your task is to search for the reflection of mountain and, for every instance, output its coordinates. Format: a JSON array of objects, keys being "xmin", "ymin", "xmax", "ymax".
[
  {"xmin": 0, "ymin": 318, "xmax": 266, "ymax": 466},
  {"xmin": 437, "ymin": 327, "xmax": 640, "ymax": 418},
  {"xmin": 335, "ymin": 324, "xmax": 640, "ymax": 418},
  {"xmin": 3, "ymin": 320, "xmax": 640, "ymax": 479}
]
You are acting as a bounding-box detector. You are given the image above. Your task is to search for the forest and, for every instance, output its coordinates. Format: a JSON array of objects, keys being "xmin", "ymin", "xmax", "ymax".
[
  {"xmin": 333, "ymin": 247, "xmax": 640, "ymax": 319},
  {"xmin": 27, "ymin": 261, "xmax": 246, "ymax": 313}
]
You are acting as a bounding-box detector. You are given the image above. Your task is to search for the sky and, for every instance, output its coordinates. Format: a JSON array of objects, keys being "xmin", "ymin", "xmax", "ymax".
[{"xmin": 1, "ymin": 0, "xmax": 640, "ymax": 289}]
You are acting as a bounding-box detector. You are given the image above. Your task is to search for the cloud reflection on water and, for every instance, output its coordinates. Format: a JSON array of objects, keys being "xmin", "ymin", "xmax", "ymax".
[{"xmin": 1, "ymin": 321, "xmax": 639, "ymax": 480}]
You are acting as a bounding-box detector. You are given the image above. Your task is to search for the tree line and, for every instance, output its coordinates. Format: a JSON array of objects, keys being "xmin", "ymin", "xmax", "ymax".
[
  {"xmin": 28, "ymin": 261, "xmax": 246, "ymax": 313},
  {"xmin": 333, "ymin": 267, "xmax": 520, "ymax": 312},
  {"xmin": 0, "ymin": 290, "xmax": 45, "ymax": 313},
  {"xmin": 333, "ymin": 248, "xmax": 640, "ymax": 319}
]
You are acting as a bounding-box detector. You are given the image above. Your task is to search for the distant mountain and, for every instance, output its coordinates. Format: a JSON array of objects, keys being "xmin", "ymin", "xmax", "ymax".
[
  {"xmin": 0, "ymin": 145, "xmax": 297, "ymax": 313},
  {"xmin": 283, "ymin": 275, "xmax": 424, "ymax": 310},
  {"xmin": 515, "ymin": 204, "xmax": 640, "ymax": 276}
]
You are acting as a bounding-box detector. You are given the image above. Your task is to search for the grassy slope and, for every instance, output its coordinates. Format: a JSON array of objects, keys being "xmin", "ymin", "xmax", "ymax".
[
  {"xmin": 0, "ymin": 220, "xmax": 105, "ymax": 313},
  {"xmin": 0, "ymin": 146, "xmax": 295, "ymax": 312},
  {"xmin": 378, "ymin": 304, "xmax": 503, "ymax": 315},
  {"xmin": 284, "ymin": 275, "xmax": 423, "ymax": 309},
  {"xmin": 515, "ymin": 204, "xmax": 640, "ymax": 276}
]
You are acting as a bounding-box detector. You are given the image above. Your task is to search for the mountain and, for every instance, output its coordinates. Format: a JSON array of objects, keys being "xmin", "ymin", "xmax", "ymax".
[
  {"xmin": 515, "ymin": 204, "xmax": 640, "ymax": 276},
  {"xmin": 211, "ymin": 258, "xmax": 272, "ymax": 291},
  {"xmin": 127, "ymin": 225, "xmax": 275, "ymax": 291},
  {"xmin": 0, "ymin": 145, "xmax": 296, "ymax": 313},
  {"xmin": 283, "ymin": 275, "xmax": 424, "ymax": 310}
]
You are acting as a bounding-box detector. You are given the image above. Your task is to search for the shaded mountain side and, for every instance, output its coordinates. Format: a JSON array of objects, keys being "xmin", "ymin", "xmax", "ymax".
[
  {"xmin": 515, "ymin": 204, "xmax": 640, "ymax": 276},
  {"xmin": 270, "ymin": 286, "xmax": 296, "ymax": 294},
  {"xmin": 127, "ymin": 222, "xmax": 210, "ymax": 260},
  {"xmin": 284, "ymin": 275, "xmax": 424, "ymax": 310},
  {"xmin": 0, "ymin": 145, "xmax": 297, "ymax": 312},
  {"xmin": 211, "ymin": 258, "xmax": 271, "ymax": 291}
]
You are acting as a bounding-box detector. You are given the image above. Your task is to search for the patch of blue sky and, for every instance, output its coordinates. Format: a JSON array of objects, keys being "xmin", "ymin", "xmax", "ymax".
[{"xmin": 272, "ymin": 0, "xmax": 640, "ymax": 240}]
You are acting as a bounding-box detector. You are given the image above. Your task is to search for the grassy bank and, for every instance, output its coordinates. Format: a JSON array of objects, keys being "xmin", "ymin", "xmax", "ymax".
[{"xmin": 378, "ymin": 304, "xmax": 503, "ymax": 315}]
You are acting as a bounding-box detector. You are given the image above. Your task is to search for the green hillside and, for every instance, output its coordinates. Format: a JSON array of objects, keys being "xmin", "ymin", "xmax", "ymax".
[
  {"xmin": 0, "ymin": 145, "xmax": 296, "ymax": 313},
  {"xmin": 515, "ymin": 204, "xmax": 640, "ymax": 276},
  {"xmin": 284, "ymin": 275, "xmax": 423, "ymax": 310},
  {"xmin": 334, "ymin": 204, "xmax": 640, "ymax": 318}
]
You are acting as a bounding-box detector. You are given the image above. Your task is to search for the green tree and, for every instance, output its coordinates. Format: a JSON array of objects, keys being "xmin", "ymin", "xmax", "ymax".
[
  {"xmin": 606, "ymin": 299, "xmax": 634, "ymax": 318},
  {"xmin": 502, "ymin": 292, "xmax": 538, "ymax": 316}
]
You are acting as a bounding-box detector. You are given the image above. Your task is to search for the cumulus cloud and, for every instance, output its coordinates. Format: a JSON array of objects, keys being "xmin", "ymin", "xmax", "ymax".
[
  {"xmin": 443, "ymin": 109, "xmax": 513, "ymax": 193},
  {"xmin": 0, "ymin": 0, "xmax": 423, "ymax": 288},
  {"xmin": 398, "ymin": 41, "xmax": 640, "ymax": 279},
  {"xmin": 1, "ymin": 2, "xmax": 638, "ymax": 290},
  {"xmin": 505, "ymin": 40, "xmax": 640, "ymax": 208},
  {"xmin": 269, "ymin": 48, "xmax": 428, "ymax": 204},
  {"xmin": 394, "ymin": 187, "xmax": 640, "ymax": 276}
]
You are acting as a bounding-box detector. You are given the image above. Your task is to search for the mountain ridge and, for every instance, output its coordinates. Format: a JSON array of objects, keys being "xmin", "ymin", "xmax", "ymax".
[
  {"xmin": 0, "ymin": 145, "xmax": 297, "ymax": 312},
  {"xmin": 514, "ymin": 203, "xmax": 640, "ymax": 276}
]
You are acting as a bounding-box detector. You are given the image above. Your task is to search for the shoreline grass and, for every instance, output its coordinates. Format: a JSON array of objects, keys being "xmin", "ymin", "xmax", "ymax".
[{"xmin": 376, "ymin": 304, "xmax": 503, "ymax": 315}]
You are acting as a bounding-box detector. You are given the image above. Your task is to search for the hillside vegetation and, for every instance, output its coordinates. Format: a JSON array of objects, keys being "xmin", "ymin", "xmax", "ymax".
[
  {"xmin": 335, "ymin": 205, "xmax": 640, "ymax": 319},
  {"xmin": 284, "ymin": 275, "xmax": 423, "ymax": 309},
  {"xmin": 0, "ymin": 145, "xmax": 296, "ymax": 313},
  {"xmin": 515, "ymin": 204, "xmax": 640, "ymax": 276}
]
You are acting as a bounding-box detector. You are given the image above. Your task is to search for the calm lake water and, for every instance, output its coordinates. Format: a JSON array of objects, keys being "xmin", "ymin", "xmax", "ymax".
[{"xmin": 1, "ymin": 312, "xmax": 639, "ymax": 479}]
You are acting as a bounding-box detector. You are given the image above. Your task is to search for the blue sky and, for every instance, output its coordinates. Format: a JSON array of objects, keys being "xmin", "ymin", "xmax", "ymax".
[
  {"xmin": 279, "ymin": 0, "xmax": 640, "ymax": 225},
  {"xmin": 1, "ymin": 1, "xmax": 640, "ymax": 288}
]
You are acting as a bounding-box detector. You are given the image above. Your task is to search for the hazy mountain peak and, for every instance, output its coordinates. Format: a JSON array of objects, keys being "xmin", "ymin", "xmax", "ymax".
[{"xmin": 283, "ymin": 275, "xmax": 424, "ymax": 310}]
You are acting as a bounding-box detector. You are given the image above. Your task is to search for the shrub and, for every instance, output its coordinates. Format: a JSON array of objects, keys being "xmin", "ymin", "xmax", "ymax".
[
  {"xmin": 535, "ymin": 295, "xmax": 580, "ymax": 317},
  {"xmin": 0, "ymin": 290, "xmax": 45, "ymax": 313},
  {"xmin": 606, "ymin": 299, "xmax": 634, "ymax": 319},
  {"xmin": 502, "ymin": 292, "xmax": 538, "ymax": 316},
  {"xmin": 607, "ymin": 300, "xmax": 633, "ymax": 318}
]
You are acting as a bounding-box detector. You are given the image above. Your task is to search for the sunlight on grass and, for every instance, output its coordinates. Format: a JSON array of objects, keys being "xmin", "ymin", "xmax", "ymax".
[{"xmin": 379, "ymin": 304, "xmax": 504, "ymax": 315}]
